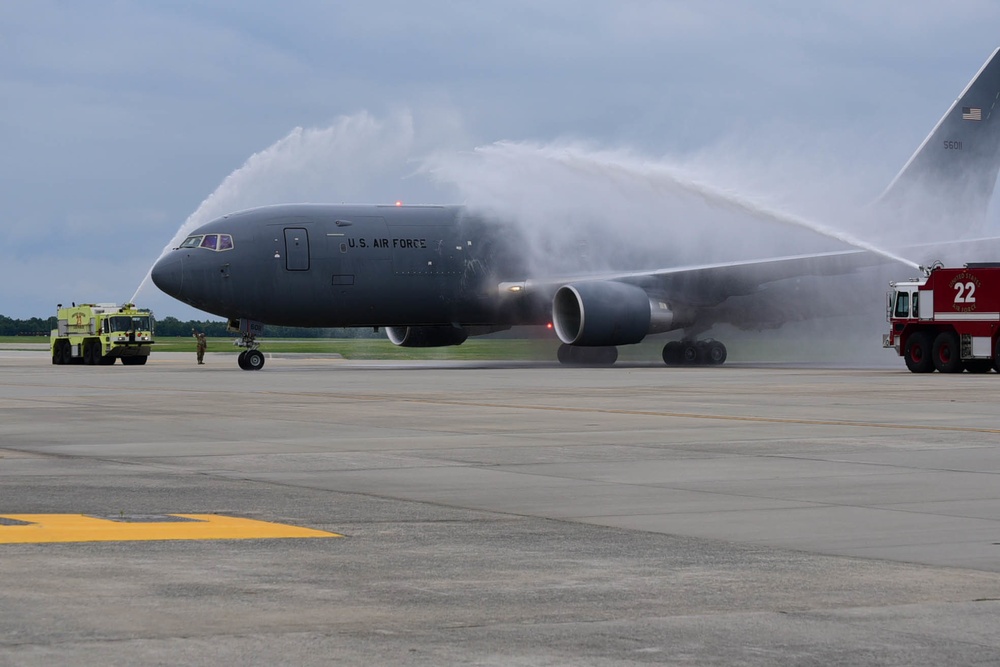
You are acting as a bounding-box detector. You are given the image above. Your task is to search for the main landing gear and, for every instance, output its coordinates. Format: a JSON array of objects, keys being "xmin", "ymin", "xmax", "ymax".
[
  {"xmin": 235, "ymin": 331, "xmax": 265, "ymax": 371},
  {"xmin": 555, "ymin": 339, "xmax": 728, "ymax": 366},
  {"xmin": 661, "ymin": 339, "xmax": 727, "ymax": 366}
]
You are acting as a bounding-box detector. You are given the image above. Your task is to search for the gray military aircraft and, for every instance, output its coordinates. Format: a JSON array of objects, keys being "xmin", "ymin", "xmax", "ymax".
[{"xmin": 152, "ymin": 48, "xmax": 1000, "ymax": 370}]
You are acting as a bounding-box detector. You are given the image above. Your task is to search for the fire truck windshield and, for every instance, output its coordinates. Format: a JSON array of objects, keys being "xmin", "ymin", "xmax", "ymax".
[
  {"xmin": 106, "ymin": 315, "xmax": 152, "ymax": 333},
  {"xmin": 894, "ymin": 292, "xmax": 910, "ymax": 318}
]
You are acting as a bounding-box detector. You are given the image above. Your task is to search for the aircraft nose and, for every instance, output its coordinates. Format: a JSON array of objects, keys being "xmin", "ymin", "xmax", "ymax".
[{"xmin": 150, "ymin": 252, "xmax": 184, "ymax": 299}]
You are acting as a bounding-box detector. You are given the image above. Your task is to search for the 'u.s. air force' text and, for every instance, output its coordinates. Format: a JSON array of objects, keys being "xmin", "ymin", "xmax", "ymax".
[{"xmin": 348, "ymin": 238, "xmax": 427, "ymax": 249}]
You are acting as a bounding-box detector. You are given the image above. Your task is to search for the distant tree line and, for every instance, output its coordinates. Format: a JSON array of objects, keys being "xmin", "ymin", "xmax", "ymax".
[
  {"xmin": 0, "ymin": 314, "xmax": 380, "ymax": 339},
  {"xmin": 0, "ymin": 315, "xmax": 57, "ymax": 336}
]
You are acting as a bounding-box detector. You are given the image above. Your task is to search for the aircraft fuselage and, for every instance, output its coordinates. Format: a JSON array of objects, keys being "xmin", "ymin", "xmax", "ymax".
[{"xmin": 151, "ymin": 204, "xmax": 539, "ymax": 328}]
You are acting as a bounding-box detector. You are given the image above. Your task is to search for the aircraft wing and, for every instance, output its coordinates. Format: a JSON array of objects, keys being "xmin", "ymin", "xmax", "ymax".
[
  {"xmin": 505, "ymin": 236, "xmax": 1000, "ymax": 317},
  {"xmin": 507, "ymin": 248, "xmax": 884, "ymax": 305}
]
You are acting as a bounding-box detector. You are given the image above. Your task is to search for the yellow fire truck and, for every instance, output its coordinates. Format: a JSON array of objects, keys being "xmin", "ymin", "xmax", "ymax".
[{"xmin": 50, "ymin": 303, "xmax": 155, "ymax": 365}]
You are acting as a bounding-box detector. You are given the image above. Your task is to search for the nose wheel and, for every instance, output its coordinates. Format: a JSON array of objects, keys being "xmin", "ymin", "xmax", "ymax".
[
  {"xmin": 237, "ymin": 349, "xmax": 265, "ymax": 370},
  {"xmin": 233, "ymin": 328, "xmax": 265, "ymax": 370}
]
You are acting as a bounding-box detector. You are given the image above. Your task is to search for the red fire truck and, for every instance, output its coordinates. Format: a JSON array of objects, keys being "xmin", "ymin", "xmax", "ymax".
[{"xmin": 885, "ymin": 263, "xmax": 1000, "ymax": 373}]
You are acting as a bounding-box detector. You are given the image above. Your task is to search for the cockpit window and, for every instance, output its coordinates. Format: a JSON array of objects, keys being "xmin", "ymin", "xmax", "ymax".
[{"xmin": 179, "ymin": 234, "xmax": 234, "ymax": 251}]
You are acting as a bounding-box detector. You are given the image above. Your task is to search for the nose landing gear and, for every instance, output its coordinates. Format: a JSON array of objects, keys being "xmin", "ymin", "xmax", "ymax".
[
  {"xmin": 228, "ymin": 318, "xmax": 266, "ymax": 371},
  {"xmin": 234, "ymin": 332, "xmax": 265, "ymax": 371}
]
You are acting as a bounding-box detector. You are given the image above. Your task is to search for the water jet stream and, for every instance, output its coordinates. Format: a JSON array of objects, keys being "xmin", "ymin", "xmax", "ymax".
[
  {"xmin": 466, "ymin": 142, "xmax": 922, "ymax": 271},
  {"xmin": 132, "ymin": 118, "xmax": 923, "ymax": 310}
]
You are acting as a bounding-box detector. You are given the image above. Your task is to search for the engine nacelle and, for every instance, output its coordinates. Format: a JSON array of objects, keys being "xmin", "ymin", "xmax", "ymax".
[
  {"xmin": 386, "ymin": 326, "xmax": 469, "ymax": 347},
  {"xmin": 552, "ymin": 281, "xmax": 682, "ymax": 346}
]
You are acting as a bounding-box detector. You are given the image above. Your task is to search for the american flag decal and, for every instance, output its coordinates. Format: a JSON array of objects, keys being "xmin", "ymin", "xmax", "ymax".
[{"xmin": 963, "ymin": 106, "xmax": 982, "ymax": 121}]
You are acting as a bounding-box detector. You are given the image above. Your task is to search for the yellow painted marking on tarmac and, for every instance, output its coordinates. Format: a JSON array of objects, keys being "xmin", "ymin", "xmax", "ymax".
[{"xmin": 0, "ymin": 514, "xmax": 341, "ymax": 544}]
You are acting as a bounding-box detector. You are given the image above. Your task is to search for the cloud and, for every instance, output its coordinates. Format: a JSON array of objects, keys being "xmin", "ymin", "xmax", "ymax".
[{"xmin": 2, "ymin": 1, "xmax": 1000, "ymax": 319}]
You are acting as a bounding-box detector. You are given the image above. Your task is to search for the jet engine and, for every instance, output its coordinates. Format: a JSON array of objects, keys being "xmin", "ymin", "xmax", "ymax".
[
  {"xmin": 552, "ymin": 281, "xmax": 681, "ymax": 346},
  {"xmin": 386, "ymin": 325, "xmax": 469, "ymax": 347}
]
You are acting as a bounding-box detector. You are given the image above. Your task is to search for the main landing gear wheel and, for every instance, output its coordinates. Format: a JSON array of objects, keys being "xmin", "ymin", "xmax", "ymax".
[
  {"xmin": 239, "ymin": 349, "xmax": 265, "ymax": 371},
  {"xmin": 679, "ymin": 341, "xmax": 700, "ymax": 364},
  {"xmin": 701, "ymin": 340, "xmax": 727, "ymax": 365},
  {"xmin": 661, "ymin": 341, "xmax": 680, "ymax": 365},
  {"xmin": 662, "ymin": 340, "xmax": 727, "ymax": 366},
  {"xmin": 556, "ymin": 344, "xmax": 617, "ymax": 366}
]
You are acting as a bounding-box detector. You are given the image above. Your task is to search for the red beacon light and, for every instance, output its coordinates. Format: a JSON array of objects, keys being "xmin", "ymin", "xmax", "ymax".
[{"xmin": 395, "ymin": 200, "xmax": 403, "ymax": 206}]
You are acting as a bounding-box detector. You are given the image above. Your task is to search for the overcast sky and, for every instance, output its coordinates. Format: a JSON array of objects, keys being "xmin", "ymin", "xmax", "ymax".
[{"xmin": 2, "ymin": 1, "xmax": 999, "ymax": 320}]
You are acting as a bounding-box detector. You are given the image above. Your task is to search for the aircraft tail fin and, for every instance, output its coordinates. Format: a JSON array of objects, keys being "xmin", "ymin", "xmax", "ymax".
[{"xmin": 877, "ymin": 47, "xmax": 1000, "ymax": 236}]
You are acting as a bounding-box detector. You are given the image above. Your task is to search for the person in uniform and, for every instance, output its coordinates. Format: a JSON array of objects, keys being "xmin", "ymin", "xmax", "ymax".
[{"xmin": 192, "ymin": 328, "xmax": 207, "ymax": 364}]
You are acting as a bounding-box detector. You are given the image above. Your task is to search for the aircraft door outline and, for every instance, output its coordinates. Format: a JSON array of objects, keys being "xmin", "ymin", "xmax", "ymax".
[{"xmin": 284, "ymin": 227, "xmax": 310, "ymax": 271}]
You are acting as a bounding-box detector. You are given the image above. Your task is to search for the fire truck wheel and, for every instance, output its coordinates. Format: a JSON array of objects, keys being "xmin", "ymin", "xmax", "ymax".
[
  {"xmin": 932, "ymin": 331, "xmax": 962, "ymax": 373},
  {"xmin": 904, "ymin": 332, "xmax": 934, "ymax": 373}
]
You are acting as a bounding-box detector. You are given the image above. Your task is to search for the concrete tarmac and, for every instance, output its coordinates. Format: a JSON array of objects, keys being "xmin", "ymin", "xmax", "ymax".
[{"xmin": 2, "ymin": 350, "xmax": 1000, "ymax": 665}]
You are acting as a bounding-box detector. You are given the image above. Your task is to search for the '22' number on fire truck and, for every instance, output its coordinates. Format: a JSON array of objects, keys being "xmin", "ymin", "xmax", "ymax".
[{"xmin": 954, "ymin": 281, "xmax": 977, "ymax": 304}]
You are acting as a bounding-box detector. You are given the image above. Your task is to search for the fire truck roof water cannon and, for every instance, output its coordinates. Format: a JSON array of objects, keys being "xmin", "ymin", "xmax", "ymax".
[{"xmin": 885, "ymin": 262, "xmax": 1000, "ymax": 373}]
